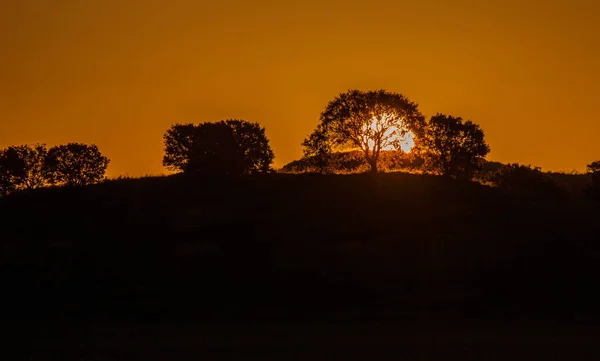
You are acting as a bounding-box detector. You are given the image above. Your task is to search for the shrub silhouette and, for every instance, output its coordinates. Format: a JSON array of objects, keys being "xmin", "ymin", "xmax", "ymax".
[
  {"xmin": 46, "ymin": 143, "xmax": 110, "ymax": 186},
  {"xmin": 163, "ymin": 120, "xmax": 274, "ymax": 176},
  {"xmin": 492, "ymin": 163, "xmax": 565, "ymax": 196}
]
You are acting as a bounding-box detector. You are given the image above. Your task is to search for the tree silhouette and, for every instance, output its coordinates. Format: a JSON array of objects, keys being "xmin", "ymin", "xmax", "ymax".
[
  {"xmin": 0, "ymin": 150, "xmax": 17, "ymax": 195},
  {"xmin": 185, "ymin": 122, "xmax": 245, "ymax": 175},
  {"xmin": 163, "ymin": 120, "xmax": 274, "ymax": 175},
  {"xmin": 0, "ymin": 144, "xmax": 49, "ymax": 192},
  {"xmin": 162, "ymin": 123, "xmax": 198, "ymax": 172},
  {"xmin": 306, "ymin": 89, "xmax": 425, "ymax": 173},
  {"xmin": 419, "ymin": 113, "xmax": 490, "ymax": 179},
  {"xmin": 223, "ymin": 119, "xmax": 274, "ymax": 174},
  {"xmin": 45, "ymin": 143, "xmax": 110, "ymax": 186},
  {"xmin": 587, "ymin": 161, "xmax": 600, "ymax": 174},
  {"xmin": 301, "ymin": 125, "xmax": 332, "ymax": 173}
]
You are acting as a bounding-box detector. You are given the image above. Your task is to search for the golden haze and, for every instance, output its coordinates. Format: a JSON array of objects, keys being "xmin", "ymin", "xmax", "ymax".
[{"xmin": 1, "ymin": 0, "xmax": 599, "ymax": 176}]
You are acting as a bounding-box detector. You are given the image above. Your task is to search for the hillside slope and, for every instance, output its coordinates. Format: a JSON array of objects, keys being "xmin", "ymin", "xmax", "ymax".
[{"xmin": 1, "ymin": 173, "xmax": 598, "ymax": 321}]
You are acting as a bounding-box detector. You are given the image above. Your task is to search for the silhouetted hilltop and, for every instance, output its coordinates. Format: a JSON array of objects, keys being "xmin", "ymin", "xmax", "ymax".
[{"xmin": 0, "ymin": 173, "xmax": 599, "ymax": 321}]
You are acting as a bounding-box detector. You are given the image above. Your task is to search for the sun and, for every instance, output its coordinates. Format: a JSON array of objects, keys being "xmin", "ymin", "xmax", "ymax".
[
  {"xmin": 361, "ymin": 114, "xmax": 415, "ymax": 153},
  {"xmin": 397, "ymin": 131, "xmax": 414, "ymax": 153}
]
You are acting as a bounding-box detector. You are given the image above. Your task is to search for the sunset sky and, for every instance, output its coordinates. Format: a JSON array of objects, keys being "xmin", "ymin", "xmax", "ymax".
[{"xmin": 2, "ymin": 0, "xmax": 599, "ymax": 176}]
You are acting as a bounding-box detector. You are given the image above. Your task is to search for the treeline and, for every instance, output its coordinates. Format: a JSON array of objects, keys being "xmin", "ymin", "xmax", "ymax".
[
  {"xmin": 0, "ymin": 143, "xmax": 109, "ymax": 195},
  {"xmin": 160, "ymin": 90, "xmax": 492, "ymax": 179},
  {"xmin": 161, "ymin": 89, "xmax": 599, "ymax": 196},
  {"xmin": 2, "ymin": 89, "xmax": 599, "ymax": 197}
]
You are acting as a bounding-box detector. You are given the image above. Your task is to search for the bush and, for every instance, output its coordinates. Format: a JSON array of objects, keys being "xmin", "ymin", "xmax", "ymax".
[{"xmin": 492, "ymin": 163, "xmax": 566, "ymax": 197}]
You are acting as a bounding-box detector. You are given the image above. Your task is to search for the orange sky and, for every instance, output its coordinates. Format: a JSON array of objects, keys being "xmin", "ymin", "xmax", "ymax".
[{"xmin": 2, "ymin": 0, "xmax": 599, "ymax": 176}]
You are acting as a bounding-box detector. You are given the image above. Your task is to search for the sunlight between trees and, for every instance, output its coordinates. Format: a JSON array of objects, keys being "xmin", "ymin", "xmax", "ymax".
[
  {"xmin": 304, "ymin": 90, "xmax": 425, "ymax": 173},
  {"xmin": 301, "ymin": 89, "xmax": 490, "ymax": 178}
]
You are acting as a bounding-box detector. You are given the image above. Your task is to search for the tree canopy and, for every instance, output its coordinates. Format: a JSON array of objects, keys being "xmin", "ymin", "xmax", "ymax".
[
  {"xmin": 301, "ymin": 124, "xmax": 332, "ymax": 173},
  {"xmin": 163, "ymin": 119, "xmax": 274, "ymax": 176},
  {"xmin": 418, "ymin": 113, "xmax": 490, "ymax": 179},
  {"xmin": 0, "ymin": 144, "xmax": 49, "ymax": 191},
  {"xmin": 304, "ymin": 89, "xmax": 425, "ymax": 173},
  {"xmin": 587, "ymin": 161, "xmax": 600, "ymax": 173},
  {"xmin": 162, "ymin": 123, "xmax": 198, "ymax": 173},
  {"xmin": 45, "ymin": 143, "xmax": 110, "ymax": 186},
  {"xmin": 185, "ymin": 122, "xmax": 245, "ymax": 175},
  {"xmin": 0, "ymin": 151, "xmax": 17, "ymax": 196}
]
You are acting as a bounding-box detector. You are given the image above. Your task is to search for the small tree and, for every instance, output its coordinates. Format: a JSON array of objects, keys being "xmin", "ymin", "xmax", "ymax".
[
  {"xmin": 46, "ymin": 143, "xmax": 110, "ymax": 186},
  {"xmin": 307, "ymin": 89, "xmax": 425, "ymax": 173},
  {"xmin": 419, "ymin": 113, "xmax": 490, "ymax": 179},
  {"xmin": 587, "ymin": 161, "xmax": 600, "ymax": 174},
  {"xmin": 301, "ymin": 125, "xmax": 332, "ymax": 173},
  {"xmin": 0, "ymin": 144, "xmax": 49, "ymax": 192},
  {"xmin": 162, "ymin": 120, "xmax": 274, "ymax": 175}
]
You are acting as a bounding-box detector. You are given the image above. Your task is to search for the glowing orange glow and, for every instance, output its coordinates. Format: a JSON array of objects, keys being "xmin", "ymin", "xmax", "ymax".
[
  {"xmin": 399, "ymin": 131, "xmax": 415, "ymax": 153},
  {"xmin": 360, "ymin": 114, "xmax": 414, "ymax": 153}
]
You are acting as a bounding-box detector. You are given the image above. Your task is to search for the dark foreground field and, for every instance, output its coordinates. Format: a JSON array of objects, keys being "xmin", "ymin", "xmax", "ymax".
[
  {"xmin": 1, "ymin": 173, "xmax": 599, "ymax": 358},
  {"xmin": 5, "ymin": 321, "xmax": 599, "ymax": 360}
]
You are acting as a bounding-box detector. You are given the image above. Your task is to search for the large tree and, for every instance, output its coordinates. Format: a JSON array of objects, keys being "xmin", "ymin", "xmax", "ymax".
[
  {"xmin": 162, "ymin": 123, "xmax": 199, "ymax": 173},
  {"xmin": 45, "ymin": 143, "xmax": 110, "ymax": 186},
  {"xmin": 419, "ymin": 113, "xmax": 490, "ymax": 179},
  {"xmin": 0, "ymin": 144, "xmax": 49, "ymax": 191},
  {"xmin": 306, "ymin": 89, "xmax": 425, "ymax": 173},
  {"xmin": 223, "ymin": 119, "xmax": 274, "ymax": 174},
  {"xmin": 162, "ymin": 120, "xmax": 274, "ymax": 175},
  {"xmin": 185, "ymin": 122, "xmax": 245, "ymax": 175}
]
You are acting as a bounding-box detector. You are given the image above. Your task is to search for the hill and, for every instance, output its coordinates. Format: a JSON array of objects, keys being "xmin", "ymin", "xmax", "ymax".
[{"xmin": 0, "ymin": 173, "xmax": 599, "ymax": 321}]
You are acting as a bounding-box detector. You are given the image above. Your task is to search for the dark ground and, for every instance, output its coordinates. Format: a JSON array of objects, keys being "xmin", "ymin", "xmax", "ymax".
[
  {"xmin": 5, "ymin": 321, "xmax": 600, "ymax": 360},
  {"xmin": 1, "ymin": 173, "xmax": 599, "ymax": 359}
]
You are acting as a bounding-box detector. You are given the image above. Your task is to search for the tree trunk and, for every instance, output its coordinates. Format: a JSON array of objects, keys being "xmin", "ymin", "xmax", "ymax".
[
  {"xmin": 364, "ymin": 150, "xmax": 379, "ymax": 173},
  {"xmin": 368, "ymin": 160, "xmax": 378, "ymax": 173}
]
